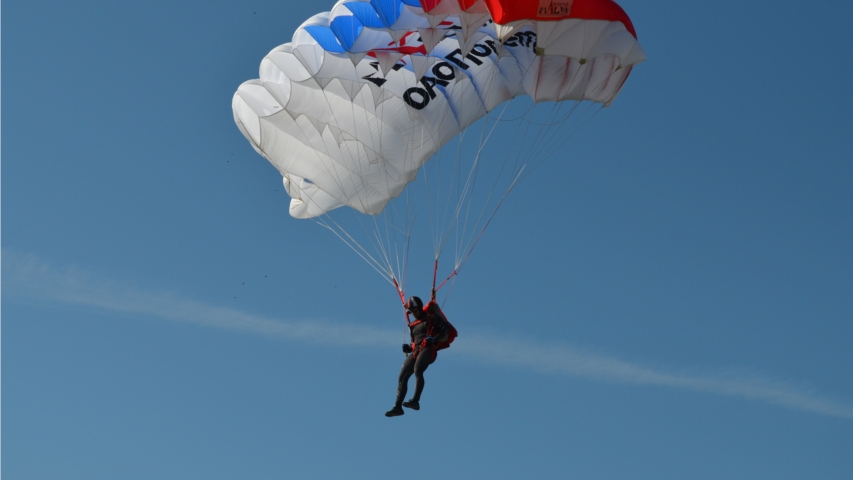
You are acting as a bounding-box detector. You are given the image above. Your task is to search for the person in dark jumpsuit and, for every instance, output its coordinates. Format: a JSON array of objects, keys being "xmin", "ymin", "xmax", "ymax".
[{"xmin": 385, "ymin": 296, "xmax": 444, "ymax": 417}]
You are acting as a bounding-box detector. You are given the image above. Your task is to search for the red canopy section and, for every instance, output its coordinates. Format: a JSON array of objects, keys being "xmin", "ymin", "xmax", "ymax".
[{"xmin": 419, "ymin": 0, "xmax": 638, "ymax": 38}]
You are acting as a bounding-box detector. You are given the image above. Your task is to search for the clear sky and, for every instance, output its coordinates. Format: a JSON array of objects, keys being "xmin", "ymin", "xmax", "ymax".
[{"xmin": 3, "ymin": 1, "xmax": 851, "ymax": 478}]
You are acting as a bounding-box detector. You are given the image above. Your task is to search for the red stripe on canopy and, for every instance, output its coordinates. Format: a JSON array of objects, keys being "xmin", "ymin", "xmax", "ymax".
[{"xmin": 481, "ymin": 0, "xmax": 637, "ymax": 38}]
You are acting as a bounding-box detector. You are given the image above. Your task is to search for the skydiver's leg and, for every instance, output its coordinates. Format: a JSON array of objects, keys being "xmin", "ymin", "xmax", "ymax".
[
  {"xmin": 411, "ymin": 348, "xmax": 436, "ymax": 402},
  {"xmin": 395, "ymin": 355, "xmax": 416, "ymax": 408}
]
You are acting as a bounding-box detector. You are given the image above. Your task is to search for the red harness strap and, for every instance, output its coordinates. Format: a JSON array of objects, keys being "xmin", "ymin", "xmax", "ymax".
[
  {"xmin": 407, "ymin": 312, "xmax": 437, "ymax": 359},
  {"xmin": 396, "ymin": 265, "xmax": 455, "ymax": 356}
]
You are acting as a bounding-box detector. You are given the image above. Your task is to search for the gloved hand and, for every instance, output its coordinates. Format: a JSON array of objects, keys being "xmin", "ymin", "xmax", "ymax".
[
  {"xmin": 402, "ymin": 343, "xmax": 412, "ymax": 354},
  {"xmin": 425, "ymin": 336, "xmax": 435, "ymax": 345}
]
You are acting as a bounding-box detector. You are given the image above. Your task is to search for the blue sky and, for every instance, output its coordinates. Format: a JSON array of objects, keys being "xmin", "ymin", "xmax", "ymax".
[{"xmin": 3, "ymin": 0, "xmax": 851, "ymax": 478}]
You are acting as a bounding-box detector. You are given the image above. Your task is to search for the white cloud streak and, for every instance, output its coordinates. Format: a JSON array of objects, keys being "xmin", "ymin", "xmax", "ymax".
[
  {"xmin": 458, "ymin": 336, "xmax": 853, "ymax": 420},
  {"xmin": 1, "ymin": 250, "xmax": 396, "ymax": 348},
  {"xmin": 4, "ymin": 250, "xmax": 851, "ymax": 420}
]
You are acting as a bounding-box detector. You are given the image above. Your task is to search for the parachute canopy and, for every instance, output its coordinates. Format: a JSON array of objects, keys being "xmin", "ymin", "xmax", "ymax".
[{"xmin": 233, "ymin": 0, "xmax": 645, "ymax": 219}]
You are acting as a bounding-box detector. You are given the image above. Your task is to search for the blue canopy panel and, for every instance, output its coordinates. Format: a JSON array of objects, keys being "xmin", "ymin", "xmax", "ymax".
[
  {"xmin": 303, "ymin": 25, "xmax": 346, "ymax": 53},
  {"xmin": 369, "ymin": 0, "xmax": 404, "ymax": 28},
  {"xmin": 342, "ymin": 2, "xmax": 385, "ymax": 28},
  {"xmin": 329, "ymin": 14, "xmax": 364, "ymax": 51}
]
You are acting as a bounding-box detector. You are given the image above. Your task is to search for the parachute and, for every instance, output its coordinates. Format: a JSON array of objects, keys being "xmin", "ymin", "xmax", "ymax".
[{"xmin": 233, "ymin": 0, "xmax": 645, "ymax": 298}]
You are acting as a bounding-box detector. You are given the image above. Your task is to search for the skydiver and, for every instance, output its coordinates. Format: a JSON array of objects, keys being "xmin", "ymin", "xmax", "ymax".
[{"xmin": 385, "ymin": 296, "xmax": 450, "ymax": 417}]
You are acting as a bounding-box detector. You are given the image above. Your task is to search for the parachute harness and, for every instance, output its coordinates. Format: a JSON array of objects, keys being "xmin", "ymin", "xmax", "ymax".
[{"xmin": 395, "ymin": 258, "xmax": 458, "ymax": 343}]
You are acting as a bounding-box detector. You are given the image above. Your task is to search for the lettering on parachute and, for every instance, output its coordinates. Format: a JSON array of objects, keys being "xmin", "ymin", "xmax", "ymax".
[
  {"xmin": 359, "ymin": 32, "xmax": 537, "ymax": 111},
  {"xmin": 538, "ymin": 0, "xmax": 572, "ymax": 17},
  {"xmin": 402, "ymin": 33, "xmax": 536, "ymax": 110},
  {"xmin": 361, "ymin": 62, "xmax": 404, "ymax": 88}
]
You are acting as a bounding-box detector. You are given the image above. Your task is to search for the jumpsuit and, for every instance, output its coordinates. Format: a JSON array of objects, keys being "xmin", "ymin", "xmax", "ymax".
[{"xmin": 394, "ymin": 315, "xmax": 439, "ymax": 407}]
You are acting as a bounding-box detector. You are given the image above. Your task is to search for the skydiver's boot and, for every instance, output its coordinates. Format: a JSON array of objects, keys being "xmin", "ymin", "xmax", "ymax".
[
  {"xmin": 402, "ymin": 399, "xmax": 420, "ymax": 410},
  {"xmin": 385, "ymin": 406, "xmax": 404, "ymax": 417}
]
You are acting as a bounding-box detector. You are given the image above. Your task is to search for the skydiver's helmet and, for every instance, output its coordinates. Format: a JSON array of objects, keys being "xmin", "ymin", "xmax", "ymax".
[{"xmin": 405, "ymin": 296, "xmax": 423, "ymax": 312}]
